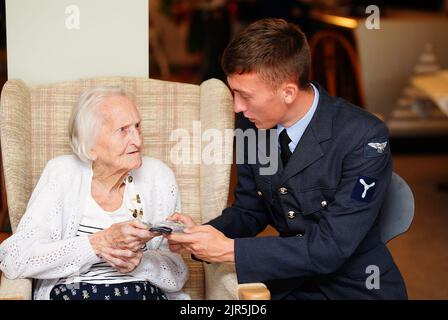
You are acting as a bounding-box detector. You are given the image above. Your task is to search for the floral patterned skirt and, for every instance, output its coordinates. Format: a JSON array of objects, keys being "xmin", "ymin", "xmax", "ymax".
[{"xmin": 50, "ymin": 281, "xmax": 167, "ymax": 300}]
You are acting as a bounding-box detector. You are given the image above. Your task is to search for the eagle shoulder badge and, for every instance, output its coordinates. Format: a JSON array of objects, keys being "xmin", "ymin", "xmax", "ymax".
[{"xmin": 364, "ymin": 137, "xmax": 389, "ymax": 158}]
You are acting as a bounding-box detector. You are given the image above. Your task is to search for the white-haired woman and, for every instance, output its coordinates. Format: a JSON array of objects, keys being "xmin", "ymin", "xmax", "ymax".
[{"xmin": 0, "ymin": 86, "xmax": 189, "ymax": 300}]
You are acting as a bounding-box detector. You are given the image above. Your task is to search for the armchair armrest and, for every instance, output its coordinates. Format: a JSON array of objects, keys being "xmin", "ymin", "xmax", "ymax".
[
  {"xmin": 204, "ymin": 263, "xmax": 271, "ymax": 300},
  {"xmin": 0, "ymin": 230, "xmax": 32, "ymax": 300},
  {"xmin": 0, "ymin": 275, "xmax": 32, "ymax": 300},
  {"xmin": 238, "ymin": 283, "xmax": 271, "ymax": 300}
]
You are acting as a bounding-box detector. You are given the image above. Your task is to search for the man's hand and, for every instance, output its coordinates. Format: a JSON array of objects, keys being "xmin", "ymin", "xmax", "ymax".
[
  {"xmin": 166, "ymin": 224, "xmax": 235, "ymax": 263},
  {"xmin": 167, "ymin": 212, "xmax": 196, "ymax": 228},
  {"xmin": 166, "ymin": 212, "xmax": 197, "ymax": 254}
]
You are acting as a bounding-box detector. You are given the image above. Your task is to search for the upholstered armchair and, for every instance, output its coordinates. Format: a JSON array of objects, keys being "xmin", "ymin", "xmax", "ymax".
[{"xmin": 0, "ymin": 77, "xmax": 269, "ymax": 300}]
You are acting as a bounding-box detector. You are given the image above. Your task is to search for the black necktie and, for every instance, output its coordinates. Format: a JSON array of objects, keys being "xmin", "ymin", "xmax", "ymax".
[{"xmin": 279, "ymin": 129, "xmax": 292, "ymax": 166}]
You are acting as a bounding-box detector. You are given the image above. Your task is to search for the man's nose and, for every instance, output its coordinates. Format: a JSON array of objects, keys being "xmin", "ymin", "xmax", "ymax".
[{"xmin": 233, "ymin": 96, "xmax": 247, "ymax": 113}]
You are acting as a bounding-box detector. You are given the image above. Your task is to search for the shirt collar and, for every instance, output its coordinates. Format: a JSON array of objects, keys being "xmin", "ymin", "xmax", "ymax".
[{"xmin": 277, "ymin": 83, "xmax": 320, "ymax": 148}]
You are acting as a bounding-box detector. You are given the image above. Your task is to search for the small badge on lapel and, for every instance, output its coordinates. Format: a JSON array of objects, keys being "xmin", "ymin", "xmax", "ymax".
[
  {"xmin": 351, "ymin": 175, "xmax": 378, "ymax": 202},
  {"xmin": 364, "ymin": 137, "xmax": 389, "ymax": 158}
]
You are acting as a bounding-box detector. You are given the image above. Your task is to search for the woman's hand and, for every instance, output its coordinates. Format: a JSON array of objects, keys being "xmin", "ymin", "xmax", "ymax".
[
  {"xmin": 89, "ymin": 220, "xmax": 155, "ymax": 273},
  {"xmin": 100, "ymin": 246, "xmax": 143, "ymax": 274},
  {"xmin": 104, "ymin": 220, "xmax": 154, "ymax": 251}
]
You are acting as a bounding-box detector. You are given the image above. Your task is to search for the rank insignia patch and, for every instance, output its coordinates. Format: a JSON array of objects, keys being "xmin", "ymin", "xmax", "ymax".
[{"xmin": 351, "ymin": 175, "xmax": 378, "ymax": 202}]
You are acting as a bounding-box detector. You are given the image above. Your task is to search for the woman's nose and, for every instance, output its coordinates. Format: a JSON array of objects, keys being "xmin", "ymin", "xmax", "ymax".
[{"xmin": 130, "ymin": 127, "xmax": 142, "ymax": 147}]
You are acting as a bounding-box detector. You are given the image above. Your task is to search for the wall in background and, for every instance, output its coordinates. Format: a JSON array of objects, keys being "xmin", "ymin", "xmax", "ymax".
[
  {"xmin": 6, "ymin": 0, "xmax": 148, "ymax": 85},
  {"xmin": 355, "ymin": 16, "xmax": 448, "ymax": 136}
]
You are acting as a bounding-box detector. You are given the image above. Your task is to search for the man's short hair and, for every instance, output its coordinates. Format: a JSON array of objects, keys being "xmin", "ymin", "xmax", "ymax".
[
  {"xmin": 68, "ymin": 86, "xmax": 132, "ymax": 163},
  {"xmin": 222, "ymin": 18, "xmax": 311, "ymax": 89}
]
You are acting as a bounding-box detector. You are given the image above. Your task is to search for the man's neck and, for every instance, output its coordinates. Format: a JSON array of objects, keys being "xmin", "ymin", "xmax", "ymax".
[{"xmin": 280, "ymin": 84, "xmax": 315, "ymax": 128}]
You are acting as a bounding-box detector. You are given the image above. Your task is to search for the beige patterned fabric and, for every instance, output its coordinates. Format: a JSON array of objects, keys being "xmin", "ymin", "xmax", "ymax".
[
  {"xmin": 0, "ymin": 275, "xmax": 32, "ymax": 300},
  {"xmin": 0, "ymin": 77, "xmax": 235, "ymax": 300}
]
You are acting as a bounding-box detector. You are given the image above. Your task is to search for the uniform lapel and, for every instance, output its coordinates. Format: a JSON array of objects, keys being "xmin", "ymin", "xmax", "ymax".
[{"xmin": 280, "ymin": 126, "xmax": 323, "ymax": 183}]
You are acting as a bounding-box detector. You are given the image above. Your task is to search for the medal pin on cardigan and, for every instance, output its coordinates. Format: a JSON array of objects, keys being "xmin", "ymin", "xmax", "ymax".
[
  {"xmin": 125, "ymin": 175, "xmax": 144, "ymax": 220},
  {"xmin": 124, "ymin": 174, "xmax": 171, "ymax": 251},
  {"xmin": 125, "ymin": 174, "xmax": 186, "ymax": 236}
]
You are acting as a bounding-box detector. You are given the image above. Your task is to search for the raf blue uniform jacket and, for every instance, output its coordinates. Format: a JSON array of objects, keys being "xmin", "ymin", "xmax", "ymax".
[{"xmin": 208, "ymin": 82, "xmax": 407, "ymax": 299}]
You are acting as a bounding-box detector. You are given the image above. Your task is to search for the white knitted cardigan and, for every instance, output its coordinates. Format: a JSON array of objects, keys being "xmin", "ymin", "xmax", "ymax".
[{"xmin": 0, "ymin": 155, "xmax": 190, "ymax": 300}]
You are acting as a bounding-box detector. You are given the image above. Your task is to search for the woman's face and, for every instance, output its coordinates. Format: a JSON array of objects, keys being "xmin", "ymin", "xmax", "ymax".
[{"xmin": 91, "ymin": 95, "xmax": 143, "ymax": 173}]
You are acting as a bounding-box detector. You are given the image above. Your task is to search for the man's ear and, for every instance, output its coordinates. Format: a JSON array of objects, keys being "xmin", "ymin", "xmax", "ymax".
[{"xmin": 282, "ymin": 82, "xmax": 299, "ymax": 104}]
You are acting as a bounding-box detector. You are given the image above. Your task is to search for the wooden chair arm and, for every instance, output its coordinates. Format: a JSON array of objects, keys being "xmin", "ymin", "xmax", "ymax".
[{"xmin": 238, "ymin": 283, "xmax": 271, "ymax": 300}]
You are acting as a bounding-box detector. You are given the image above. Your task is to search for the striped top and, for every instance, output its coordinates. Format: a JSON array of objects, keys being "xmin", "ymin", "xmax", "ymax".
[{"xmin": 57, "ymin": 190, "xmax": 147, "ymax": 285}]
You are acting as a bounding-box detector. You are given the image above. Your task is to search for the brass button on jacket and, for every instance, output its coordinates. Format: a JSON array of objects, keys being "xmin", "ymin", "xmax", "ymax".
[{"xmin": 287, "ymin": 210, "xmax": 296, "ymax": 219}]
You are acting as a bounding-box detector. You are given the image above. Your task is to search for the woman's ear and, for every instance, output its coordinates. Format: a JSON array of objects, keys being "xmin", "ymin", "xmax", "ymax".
[{"xmin": 282, "ymin": 83, "xmax": 299, "ymax": 104}]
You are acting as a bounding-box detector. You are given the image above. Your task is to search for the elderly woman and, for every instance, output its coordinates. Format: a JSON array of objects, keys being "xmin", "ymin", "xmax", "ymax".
[{"xmin": 0, "ymin": 86, "xmax": 189, "ymax": 300}]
